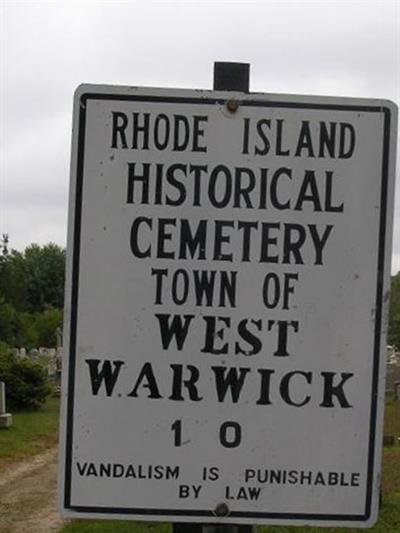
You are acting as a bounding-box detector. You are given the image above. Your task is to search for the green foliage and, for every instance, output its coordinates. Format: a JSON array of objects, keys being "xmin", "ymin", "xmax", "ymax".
[
  {"xmin": 388, "ymin": 271, "xmax": 400, "ymax": 349},
  {"xmin": 0, "ymin": 343, "xmax": 52, "ymax": 409},
  {"xmin": 33, "ymin": 307, "xmax": 63, "ymax": 347},
  {"xmin": 16, "ymin": 312, "xmax": 40, "ymax": 349},
  {"xmin": 0, "ymin": 239, "xmax": 65, "ymax": 314},
  {"xmin": 0, "ymin": 238, "xmax": 65, "ymax": 349},
  {"xmin": 0, "ymin": 247, "xmax": 28, "ymax": 312},
  {"xmin": 0, "ymin": 297, "xmax": 19, "ymax": 346},
  {"xmin": 0, "ymin": 304, "xmax": 63, "ymax": 350},
  {"xmin": 23, "ymin": 243, "xmax": 65, "ymax": 312}
]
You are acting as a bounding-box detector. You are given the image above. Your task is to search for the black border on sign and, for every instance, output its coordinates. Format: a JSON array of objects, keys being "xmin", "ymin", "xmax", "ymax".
[{"xmin": 64, "ymin": 93, "xmax": 392, "ymax": 523}]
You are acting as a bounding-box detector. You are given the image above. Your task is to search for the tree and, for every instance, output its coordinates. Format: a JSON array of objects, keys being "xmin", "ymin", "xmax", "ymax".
[
  {"xmin": 0, "ymin": 240, "xmax": 65, "ymax": 348},
  {"xmin": 23, "ymin": 243, "xmax": 66, "ymax": 313},
  {"xmin": 0, "ymin": 242, "xmax": 65, "ymax": 313},
  {"xmin": 0, "ymin": 248, "xmax": 27, "ymax": 311},
  {"xmin": 34, "ymin": 308, "xmax": 63, "ymax": 347},
  {"xmin": 0, "ymin": 297, "xmax": 19, "ymax": 346},
  {"xmin": 1, "ymin": 233, "xmax": 9, "ymax": 257}
]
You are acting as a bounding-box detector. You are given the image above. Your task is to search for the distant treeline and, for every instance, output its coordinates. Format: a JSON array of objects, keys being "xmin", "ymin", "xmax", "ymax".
[{"xmin": 0, "ymin": 235, "xmax": 65, "ymax": 349}]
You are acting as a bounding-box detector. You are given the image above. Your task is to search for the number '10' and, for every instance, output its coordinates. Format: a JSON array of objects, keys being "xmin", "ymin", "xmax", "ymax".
[{"xmin": 171, "ymin": 420, "xmax": 242, "ymax": 448}]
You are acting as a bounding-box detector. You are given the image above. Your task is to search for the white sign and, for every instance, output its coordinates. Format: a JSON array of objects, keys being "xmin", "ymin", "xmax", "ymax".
[{"xmin": 59, "ymin": 84, "xmax": 397, "ymax": 527}]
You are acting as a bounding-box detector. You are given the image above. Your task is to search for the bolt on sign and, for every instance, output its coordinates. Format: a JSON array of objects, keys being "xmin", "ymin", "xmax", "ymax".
[{"xmin": 59, "ymin": 84, "xmax": 398, "ymax": 527}]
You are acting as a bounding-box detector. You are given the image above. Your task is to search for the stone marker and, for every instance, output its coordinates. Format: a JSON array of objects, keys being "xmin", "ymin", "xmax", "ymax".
[
  {"xmin": 0, "ymin": 381, "xmax": 13, "ymax": 428},
  {"xmin": 56, "ymin": 327, "xmax": 63, "ymax": 350}
]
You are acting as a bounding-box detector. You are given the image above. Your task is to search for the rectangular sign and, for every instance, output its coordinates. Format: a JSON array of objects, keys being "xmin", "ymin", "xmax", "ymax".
[{"xmin": 59, "ymin": 84, "xmax": 397, "ymax": 527}]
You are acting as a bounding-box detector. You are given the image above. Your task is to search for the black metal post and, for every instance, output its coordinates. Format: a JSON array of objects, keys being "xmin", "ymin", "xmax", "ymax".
[
  {"xmin": 203, "ymin": 526, "xmax": 255, "ymax": 533},
  {"xmin": 172, "ymin": 60, "xmax": 254, "ymax": 533},
  {"xmin": 172, "ymin": 524, "xmax": 204, "ymax": 533},
  {"xmin": 213, "ymin": 62, "xmax": 250, "ymax": 92},
  {"xmin": 172, "ymin": 524, "xmax": 254, "ymax": 533}
]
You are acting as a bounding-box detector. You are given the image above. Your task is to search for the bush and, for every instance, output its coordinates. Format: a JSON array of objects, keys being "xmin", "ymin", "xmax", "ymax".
[
  {"xmin": 0, "ymin": 301, "xmax": 63, "ymax": 351},
  {"xmin": 34, "ymin": 307, "xmax": 63, "ymax": 347},
  {"xmin": 0, "ymin": 342, "xmax": 52, "ymax": 410}
]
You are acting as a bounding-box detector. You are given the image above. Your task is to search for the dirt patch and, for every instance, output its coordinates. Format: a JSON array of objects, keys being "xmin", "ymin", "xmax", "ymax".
[{"xmin": 0, "ymin": 446, "xmax": 66, "ymax": 533}]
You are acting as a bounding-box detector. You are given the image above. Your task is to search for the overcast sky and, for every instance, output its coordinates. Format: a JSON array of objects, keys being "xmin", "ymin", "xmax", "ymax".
[{"xmin": 1, "ymin": 0, "xmax": 399, "ymax": 272}]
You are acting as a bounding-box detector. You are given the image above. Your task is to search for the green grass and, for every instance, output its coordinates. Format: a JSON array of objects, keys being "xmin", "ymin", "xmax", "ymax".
[{"xmin": 0, "ymin": 396, "xmax": 60, "ymax": 466}]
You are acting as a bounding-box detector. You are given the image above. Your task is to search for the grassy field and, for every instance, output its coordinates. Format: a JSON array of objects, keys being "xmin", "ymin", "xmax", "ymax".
[{"xmin": 0, "ymin": 396, "xmax": 60, "ymax": 467}]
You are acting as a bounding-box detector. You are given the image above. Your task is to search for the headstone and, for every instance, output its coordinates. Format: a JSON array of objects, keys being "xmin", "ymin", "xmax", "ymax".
[
  {"xmin": 47, "ymin": 357, "xmax": 57, "ymax": 378},
  {"xmin": 56, "ymin": 327, "xmax": 63, "ymax": 349},
  {"xmin": 0, "ymin": 381, "xmax": 13, "ymax": 429},
  {"xmin": 55, "ymin": 354, "xmax": 62, "ymax": 387}
]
